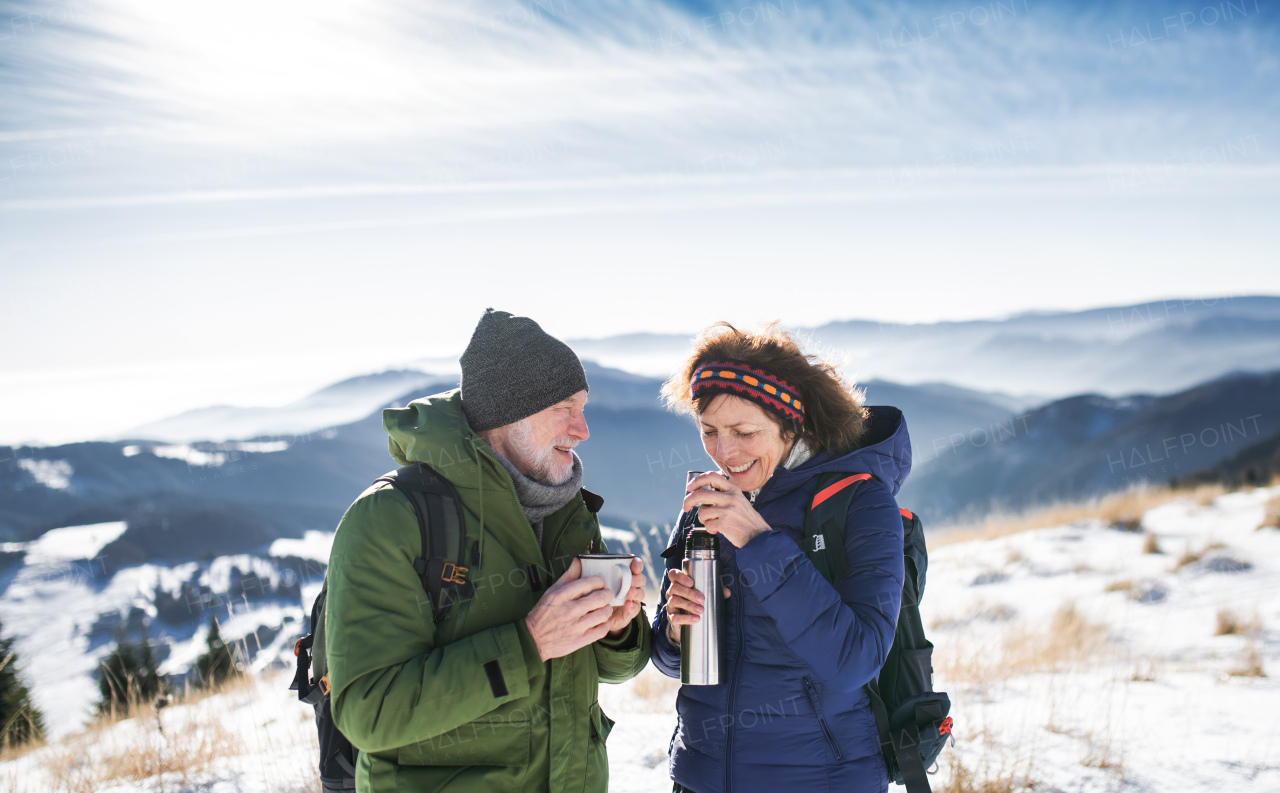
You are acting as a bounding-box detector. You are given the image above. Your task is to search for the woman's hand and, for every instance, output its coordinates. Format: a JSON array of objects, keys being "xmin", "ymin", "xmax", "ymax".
[
  {"xmin": 683, "ymin": 471, "xmax": 771, "ymax": 548},
  {"xmin": 663, "ymin": 568, "xmax": 731, "ymax": 645}
]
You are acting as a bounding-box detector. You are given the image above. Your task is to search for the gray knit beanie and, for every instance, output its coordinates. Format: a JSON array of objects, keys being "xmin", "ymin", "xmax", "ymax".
[{"xmin": 460, "ymin": 308, "xmax": 588, "ymax": 432}]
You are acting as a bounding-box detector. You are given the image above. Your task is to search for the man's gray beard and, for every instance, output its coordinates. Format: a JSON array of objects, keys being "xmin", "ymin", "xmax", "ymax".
[{"xmin": 507, "ymin": 419, "xmax": 577, "ymax": 486}]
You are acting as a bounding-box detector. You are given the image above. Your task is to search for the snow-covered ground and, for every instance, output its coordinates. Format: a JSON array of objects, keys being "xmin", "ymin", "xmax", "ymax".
[
  {"xmin": 0, "ymin": 673, "xmax": 320, "ymax": 793},
  {"xmin": 0, "ymin": 531, "xmax": 312, "ymax": 739},
  {"xmin": 3, "ymin": 486, "xmax": 1277, "ymax": 792},
  {"xmin": 919, "ymin": 485, "xmax": 1280, "ymax": 792}
]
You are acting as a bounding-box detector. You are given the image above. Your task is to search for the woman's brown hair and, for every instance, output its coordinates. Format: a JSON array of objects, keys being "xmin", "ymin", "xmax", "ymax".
[{"xmin": 661, "ymin": 321, "xmax": 868, "ymax": 454}]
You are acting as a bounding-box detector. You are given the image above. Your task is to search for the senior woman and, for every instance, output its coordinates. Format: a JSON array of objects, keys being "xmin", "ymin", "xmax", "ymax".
[{"xmin": 651, "ymin": 322, "xmax": 910, "ymax": 793}]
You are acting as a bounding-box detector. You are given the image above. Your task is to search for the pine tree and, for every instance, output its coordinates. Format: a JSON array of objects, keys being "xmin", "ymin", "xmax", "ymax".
[
  {"xmin": 194, "ymin": 616, "xmax": 241, "ymax": 689},
  {"xmin": 96, "ymin": 630, "xmax": 162, "ymax": 715},
  {"xmin": 0, "ymin": 617, "xmax": 45, "ymax": 748}
]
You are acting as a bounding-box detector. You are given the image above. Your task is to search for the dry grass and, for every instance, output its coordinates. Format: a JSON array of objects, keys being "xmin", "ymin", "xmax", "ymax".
[
  {"xmin": 0, "ymin": 762, "xmax": 22, "ymax": 793},
  {"xmin": 1141, "ymin": 532, "xmax": 1162, "ymax": 554},
  {"xmin": 47, "ymin": 702, "xmax": 242, "ymax": 793},
  {"xmin": 1214, "ymin": 609, "xmax": 1260, "ymax": 636},
  {"xmin": 1174, "ymin": 541, "xmax": 1227, "ymax": 571},
  {"xmin": 1221, "ymin": 613, "xmax": 1267, "ymax": 679},
  {"xmin": 0, "ymin": 718, "xmax": 45, "ymax": 762},
  {"xmin": 1003, "ymin": 604, "xmax": 1109, "ymax": 675},
  {"xmin": 627, "ymin": 664, "xmax": 681, "ymax": 711},
  {"xmin": 1047, "ymin": 719, "xmax": 1125, "ymax": 776},
  {"xmin": 937, "ymin": 603, "xmax": 1109, "ymax": 685},
  {"xmin": 1260, "ymin": 494, "xmax": 1280, "ymax": 530},
  {"xmin": 80, "ymin": 657, "xmax": 255, "ymax": 741},
  {"xmin": 37, "ymin": 670, "xmax": 276, "ymax": 793},
  {"xmin": 1228, "ymin": 643, "xmax": 1266, "ymax": 678},
  {"xmin": 103, "ymin": 716, "xmax": 241, "ymax": 784},
  {"xmin": 1104, "ymin": 578, "xmax": 1170, "ymax": 603},
  {"xmin": 1080, "ymin": 733, "xmax": 1123, "ymax": 774},
  {"xmin": 935, "ymin": 483, "xmax": 1226, "ymax": 546},
  {"xmin": 936, "ymin": 731, "xmax": 1037, "ymax": 793}
]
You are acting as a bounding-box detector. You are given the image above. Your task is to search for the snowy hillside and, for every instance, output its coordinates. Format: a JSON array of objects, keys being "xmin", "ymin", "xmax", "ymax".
[
  {"xmin": 2, "ymin": 486, "xmax": 1277, "ymax": 792},
  {"xmin": 0, "ymin": 523, "xmax": 322, "ymax": 740}
]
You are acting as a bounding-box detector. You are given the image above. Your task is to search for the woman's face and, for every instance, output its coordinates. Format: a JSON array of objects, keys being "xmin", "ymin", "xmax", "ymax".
[{"xmin": 697, "ymin": 393, "xmax": 793, "ymax": 493}]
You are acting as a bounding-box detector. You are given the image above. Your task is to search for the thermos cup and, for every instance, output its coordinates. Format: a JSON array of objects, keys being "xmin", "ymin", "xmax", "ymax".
[{"xmin": 681, "ymin": 471, "xmax": 723, "ymax": 686}]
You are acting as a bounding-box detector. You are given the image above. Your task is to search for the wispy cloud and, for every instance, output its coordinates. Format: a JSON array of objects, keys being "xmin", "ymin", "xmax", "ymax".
[
  {"xmin": 0, "ymin": 0, "xmax": 1276, "ymax": 444},
  {"xmin": 3, "ymin": 1, "xmax": 1275, "ymax": 191}
]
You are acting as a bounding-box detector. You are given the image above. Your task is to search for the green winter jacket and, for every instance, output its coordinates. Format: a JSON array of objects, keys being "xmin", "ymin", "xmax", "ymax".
[{"xmin": 325, "ymin": 389, "xmax": 650, "ymax": 793}]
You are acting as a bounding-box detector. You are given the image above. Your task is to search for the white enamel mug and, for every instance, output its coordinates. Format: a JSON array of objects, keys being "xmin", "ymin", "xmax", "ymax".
[{"xmin": 577, "ymin": 553, "xmax": 635, "ymax": 606}]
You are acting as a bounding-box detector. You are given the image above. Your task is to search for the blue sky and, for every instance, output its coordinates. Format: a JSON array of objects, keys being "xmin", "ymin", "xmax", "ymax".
[{"xmin": 1, "ymin": 0, "xmax": 1277, "ymax": 443}]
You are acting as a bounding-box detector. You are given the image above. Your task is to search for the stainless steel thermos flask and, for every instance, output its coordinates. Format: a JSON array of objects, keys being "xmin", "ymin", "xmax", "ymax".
[{"xmin": 681, "ymin": 471, "xmax": 723, "ymax": 686}]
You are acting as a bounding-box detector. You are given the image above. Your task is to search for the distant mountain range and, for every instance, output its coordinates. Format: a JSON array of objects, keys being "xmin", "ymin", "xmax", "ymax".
[
  {"xmin": 4, "ymin": 362, "xmax": 1278, "ymax": 556},
  {"xmin": 123, "ymin": 369, "xmax": 449, "ymax": 443},
  {"xmin": 102, "ymin": 296, "xmax": 1279, "ymax": 448},
  {"xmin": 901, "ymin": 370, "xmax": 1280, "ymax": 522},
  {"xmin": 568, "ymin": 295, "xmax": 1280, "ymax": 400},
  {"xmin": 0, "ymin": 364, "xmax": 1032, "ymax": 549}
]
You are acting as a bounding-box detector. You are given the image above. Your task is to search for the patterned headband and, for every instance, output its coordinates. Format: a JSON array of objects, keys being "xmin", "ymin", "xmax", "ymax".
[{"xmin": 690, "ymin": 360, "xmax": 805, "ymax": 425}]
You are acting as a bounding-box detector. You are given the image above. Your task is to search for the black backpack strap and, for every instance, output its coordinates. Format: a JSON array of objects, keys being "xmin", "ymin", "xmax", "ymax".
[
  {"xmin": 899, "ymin": 507, "xmax": 928, "ymax": 600},
  {"xmin": 892, "ymin": 725, "xmax": 933, "ymax": 793},
  {"xmin": 290, "ymin": 632, "xmax": 321, "ymax": 704},
  {"xmin": 375, "ymin": 463, "xmax": 473, "ymax": 623},
  {"xmin": 333, "ymin": 751, "xmax": 358, "ymax": 779},
  {"xmin": 865, "ymin": 678, "xmax": 895, "ymax": 768},
  {"xmin": 291, "ymin": 583, "xmax": 329, "ymax": 706},
  {"xmin": 877, "ymin": 509, "xmax": 933, "ymax": 710},
  {"xmin": 802, "ymin": 472, "xmax": 871, "ymax": 581}
]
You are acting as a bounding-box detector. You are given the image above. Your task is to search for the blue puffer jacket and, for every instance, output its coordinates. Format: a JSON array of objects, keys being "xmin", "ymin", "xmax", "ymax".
[{"xmin": 652, "ymin": 406, "xmax": 910, "ymax": 793}]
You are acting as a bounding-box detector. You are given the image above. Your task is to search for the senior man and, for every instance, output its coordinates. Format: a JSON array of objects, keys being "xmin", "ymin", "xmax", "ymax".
[{"xmin": 325, "ymin": 309, "xmax": 651, "ymax": 793}]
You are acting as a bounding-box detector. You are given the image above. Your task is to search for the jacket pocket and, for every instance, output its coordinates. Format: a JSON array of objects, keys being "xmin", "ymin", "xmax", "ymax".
[
  {"xmin": 802, "ymin": 677, "xmax": 843, "ymax": 761},
  {"xmin": 894, "ymin": 645, "xmax": 935, "ymax": 702},
  {"xmin": 395, "ymin": 718, "xmax": 531, "ymax": 768},
  {"xmin": 589, "ymin": 702, "xmax": 615, "ymax": 744}
]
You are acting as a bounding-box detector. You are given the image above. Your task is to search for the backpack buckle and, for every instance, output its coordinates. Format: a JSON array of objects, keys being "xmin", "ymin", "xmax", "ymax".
[
  {"xmin": 441, "ymin": 562, "xmax": 469, "ymax": 585},
  {"xmin": 813, "ymin": 534, "xmax": 826, "ymax": 551}
]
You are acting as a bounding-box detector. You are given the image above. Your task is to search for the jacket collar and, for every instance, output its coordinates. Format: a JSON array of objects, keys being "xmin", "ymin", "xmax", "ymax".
[{"xmin": 754, "ymin": 405, "xmax": 913, "ymax": 508}]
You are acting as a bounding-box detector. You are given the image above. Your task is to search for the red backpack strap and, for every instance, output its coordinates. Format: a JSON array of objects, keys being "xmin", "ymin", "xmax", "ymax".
[
  {"xmin": 803, "ymin": 472, "xmax": 873, "ymax": 582},
  {"xmin": 811, "ymin": 473, "xmax": 872, "ymax": 509}
]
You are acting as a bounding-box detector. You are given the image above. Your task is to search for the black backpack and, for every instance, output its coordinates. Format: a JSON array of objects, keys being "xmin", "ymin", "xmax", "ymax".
[
  {"xmin": 802, "ymin": 472, "xmax": 953, "ymax": 793},
  {"xmin": 290, "ymin": 463, "xmax": 473, "ymax": 792}
]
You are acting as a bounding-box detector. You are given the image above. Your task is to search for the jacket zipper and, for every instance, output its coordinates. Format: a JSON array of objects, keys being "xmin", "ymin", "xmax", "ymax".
[
  {"xmin": 727, "ymin": 475, "xmax": 783, "ymax": 791},
  {"xmin": 474, "ymin": 442, "xmax": 546, "ymax": 565},
  {"xmin": 548, "ymin": 501, "xmax": 588, "ymax": 571},
  {"xmin": 802, "ymin": 677, "xmax": 843, "ymax": 760},
  {"xmin": 724, "ymin": 571, "xmax": 745, "ymax": 792}
]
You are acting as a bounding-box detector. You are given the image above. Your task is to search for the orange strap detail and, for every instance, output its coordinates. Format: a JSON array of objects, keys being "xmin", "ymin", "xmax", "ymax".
[
  {"xmin": 441, "ymin": 563, "xmax": 469, "ymax": 585},
  {"xmin": 899, "ymin": 507, "xmax": 914, "ymax": 520},
  {"xmin": 811, "ymin": 473, "xmax": 872, "ymax": 510},
  {"xmin": 319, "ymin": 674, "xmax": 330, "ymax": 696}
]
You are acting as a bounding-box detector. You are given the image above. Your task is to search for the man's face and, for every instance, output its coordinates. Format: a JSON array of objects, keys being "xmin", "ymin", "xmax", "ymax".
[{"xmin": 504, "ymin": 390, "xmax": 589, "ymax": 485}]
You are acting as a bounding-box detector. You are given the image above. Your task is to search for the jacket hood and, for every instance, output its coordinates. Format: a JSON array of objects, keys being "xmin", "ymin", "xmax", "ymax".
[
  {"xmin": 756, "ymin": 405, "xmax": 913, "ymax": 506},
  {"xmin": 383, "ymin": 389, "xmax": 486, "ymax": 488}
]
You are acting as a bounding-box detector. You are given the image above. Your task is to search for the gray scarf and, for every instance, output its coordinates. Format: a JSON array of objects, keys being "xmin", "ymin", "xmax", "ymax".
[{"xmin": 495, "ymin": 451, "xmax": 584, "ymax": 544}]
